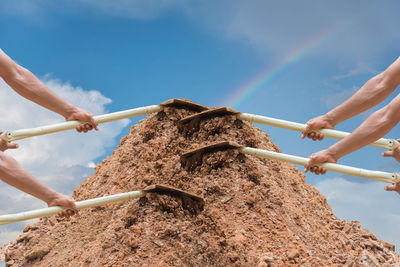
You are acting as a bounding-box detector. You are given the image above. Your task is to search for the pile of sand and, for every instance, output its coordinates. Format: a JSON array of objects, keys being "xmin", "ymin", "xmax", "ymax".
[{"xmin": 3, "ymin": 100, "xmax": 399, "ymax": 266}]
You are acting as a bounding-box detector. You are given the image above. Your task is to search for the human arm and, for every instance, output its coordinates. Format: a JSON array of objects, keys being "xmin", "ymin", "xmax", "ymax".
[
  {"xmin": 302, "ymin": 57, "xmax": 400, "ymax": 140},
  {"xmin": 305, "ymin": 93, "xmax": 400, "ymax": 174},
  {"xmin": 0, "ymin": 49, "xmax": 98, "ymax": 132},
  {"xmin": 0, "ymin": 151, "xmax": 78, "ymax": 216}
]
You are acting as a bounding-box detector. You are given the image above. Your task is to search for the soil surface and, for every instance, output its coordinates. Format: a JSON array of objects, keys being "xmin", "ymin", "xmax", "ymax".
[{"xmin": 2, "ymin": 100, "xmax": 400, "ymax": 266}]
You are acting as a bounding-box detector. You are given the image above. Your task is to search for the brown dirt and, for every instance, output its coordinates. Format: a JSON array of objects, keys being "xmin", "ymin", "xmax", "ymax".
[{"xmin": 3, "ymin": 100, "xmax": 400, "ymax": 266}]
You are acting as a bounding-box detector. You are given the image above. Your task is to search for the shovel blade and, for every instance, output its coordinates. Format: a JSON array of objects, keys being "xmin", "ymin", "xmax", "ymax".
[
  {"xmin": 180, "ymin": 141, "xmax": 241, "ymax": 170},
  {"xmin": 161, "ymin": 99, "xmax": 209, "ymax": 112},
  {"xmin": 144, "ymin": 184, "xmax": 205, "ymax": 210},
  {"xmin": 179, "ymin": 107, "xmax": 239, "ymax": 125}
]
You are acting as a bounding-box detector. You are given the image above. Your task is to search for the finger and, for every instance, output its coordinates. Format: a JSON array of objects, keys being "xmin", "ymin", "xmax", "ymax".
[
  {"xmin": 304, "ymin": 159, "xmax": 315, "ymax": 173},
  {"xmin": 318, "ymin": 166, "xmax": 326, "ymax": 174},
  {"xmin": 384, "ymin": 184, "xmax": 396, "ymax": 191},
  {"xmin": 80, "ymin": 123, "xmax": 92, "ymax": 133},
  {"xmin": 382, "ymin": 151, "xmax": 394, "ymax": 157},
  {"xmin": 87, "ymin": 116, "xmax": 98, "ymax": 131},
  {"xmin": 311, "ymin": 166, "xmax": 320, "ymax": 174},
  {"xmin": 304, "ymin": 164, "xmax": 310, "ymax": 173},
  {"xmin": 58, "ymin": 210, "xmax": 66, "ymax": 217},
  {"xmin": 302, "ymin": 125, "xmax": 310, "ymax": 139},
  {"xmin": 7, "ymin": 143, "xmax": 19, "ymax": 149},
  {"xmin": 309, "ymin": 166, "xmax": 316, "ymax": 174},
  {"xmin": 313, "ymin": 167, "xmax": 320, "ymax": 175},
  {"xmin": 76, "ymin": 125, "xmax": 84, "ymax": 133},
  {"xmin": 85, "ymin": 124, "xmax": 93, "ymax": 131},
  {"xmin": 69, "ymin": 201, "xmax": 79, "ymax": 215}
]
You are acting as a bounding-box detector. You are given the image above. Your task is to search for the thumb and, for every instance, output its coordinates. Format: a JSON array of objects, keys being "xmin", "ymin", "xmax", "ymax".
[
  {"xmin": 88, "ymin": 116, "xmax": 99, "ymax": 131},
  {"xmin": 7, "ymin": 142, "xmax": 19, "ymax": 149},
  {"xmin": 302, "ymin": 125, "xmax": 311, "ymax": 139},
  {"xmin": 382, "ymin": 151, "xmax": 394, "ymax": 157},
  {"xmin": 304, "ymin": 157, "xmax": 315, "ymax": 173},
  {"xmin": 384, "ymin": 184, "xmax": 396, "ymax": 191}
]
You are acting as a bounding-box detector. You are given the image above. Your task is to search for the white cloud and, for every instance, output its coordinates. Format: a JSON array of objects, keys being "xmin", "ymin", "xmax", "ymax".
[
  {"xmin": 331, "ymin": 63, "xmax": 379, "ymax": 80},
  {"xmin": 3, "ymin": 1, "xmax": 399, "ymax": 62},
  {"xmin": 0, "ymin": 77, "xmax": 129, "ymax": 246},
  {"xmin": 320, "ymin": 86, "xmax": 358, "ymax": 109},
  {"xmin": 87, "ymin": 161, "xmax": 96, "ymax": 168},
  {"xmin": 315, "ymin": 177, "xmax": 400, "ymax": 252}
]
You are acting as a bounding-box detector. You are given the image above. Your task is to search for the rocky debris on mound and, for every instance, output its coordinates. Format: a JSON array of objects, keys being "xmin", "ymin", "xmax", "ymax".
[{"xmin": 3, "ymin": 99, "xmax": 400, "ymax": 266}]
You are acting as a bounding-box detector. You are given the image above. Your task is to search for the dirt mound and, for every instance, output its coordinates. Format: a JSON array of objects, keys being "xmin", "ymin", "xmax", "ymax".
[{"xmin": 3, "ymin": 100, "xmax": 400, "ymax": 266}]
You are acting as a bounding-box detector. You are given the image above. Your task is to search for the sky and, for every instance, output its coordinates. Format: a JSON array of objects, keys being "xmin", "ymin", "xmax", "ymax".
[{"xmin": 0, "ymin": 0, "xmax": 400, "ymax": 259}]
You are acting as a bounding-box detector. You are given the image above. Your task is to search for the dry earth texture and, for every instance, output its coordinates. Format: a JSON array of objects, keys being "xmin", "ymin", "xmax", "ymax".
[{"xmin": 2, "ymin": 100, "xmax": 400, "ymax": 266}]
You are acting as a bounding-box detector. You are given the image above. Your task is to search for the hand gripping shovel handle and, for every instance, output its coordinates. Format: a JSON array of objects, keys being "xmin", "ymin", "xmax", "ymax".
[
  {"xmin": 0, "ymin": 184, "xmax": 203, "ymax": 226},
  {"xmin": 0, "ymin": 105, "xmax": 163, "ymax": 142},
  {"xmin": 239, "ymin": 147, "xmax": 400, "ymax": 184},
  {"xmin": 237, "ymin": 113, "xmax": 400, "ymax": 150},
  {"xmin": 0, "ymin": 191, "xmax": 146, "ymax": 225}
]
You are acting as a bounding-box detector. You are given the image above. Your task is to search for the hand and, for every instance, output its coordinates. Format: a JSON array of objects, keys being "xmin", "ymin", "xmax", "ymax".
[
  {"xmin": 0, "ymin": 131, "xmax": 19, "ymax": 152},
  {"xmin": 304, "ymin": 149, "xmax": 337, "ymax": 175},
  {"xmin": 302, "ymin": 115, "xmax": 335, "ymax": 141},
  {"xmin": 47, "ymin": 193, "xmax": 79, "ymax": 218},
  {"xmin": 384, "ymin": 183, "xmax": 400, "ymax": 195},
  {"xmin": 66, "ymin": 107, "xmax": 99, "ymax": 133},
  {"xmin": 381, "ymin": 139, "xmax": 400, "ymax": 163}
]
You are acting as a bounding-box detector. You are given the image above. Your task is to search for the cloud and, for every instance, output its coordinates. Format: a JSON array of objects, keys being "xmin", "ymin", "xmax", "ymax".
[
  {"xmin": 3, "ymin": 1, "xmax": 399, "ymax": 62},
  {"xmin": 331, "ymin": 62, "xmax": 379, "ymax": 80},
  {"xmin": 0, "ymin": 77, "xmax": 129, "ymax": 246},
  {"xmin": 315, "ymin": 177, "xmax": 400, "ymax": 252},
  {"xmin": 221, "ymin": 1, "xmax": 400, "ymax": 59},
  {"xmin": 320, "ymin": 86, "xmax": 358, "ymax": 109}
]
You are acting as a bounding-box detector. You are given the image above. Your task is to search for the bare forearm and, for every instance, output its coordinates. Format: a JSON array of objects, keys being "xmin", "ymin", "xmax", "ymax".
[
  {"xmin": 4, "ymin": 66, "xmax": 76, "ymax": 118},
  {"xmin": 325, "ymin": 74, "xmax": 396, "ymax": 126},
  {"xmin": 328, "ymin": 108, "xmax": 398, "ymax": 160},
  {"xmin": 0, "ymin": 153, "xmax": 57, "ymax": 204}
]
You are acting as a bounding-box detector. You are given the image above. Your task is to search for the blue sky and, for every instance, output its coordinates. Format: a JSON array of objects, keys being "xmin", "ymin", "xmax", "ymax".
[{"xmin": 0, "ymin": 0, "xmax": 400, "ymax": 256}]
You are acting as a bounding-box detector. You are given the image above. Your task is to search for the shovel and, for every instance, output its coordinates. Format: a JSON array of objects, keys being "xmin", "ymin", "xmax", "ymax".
[
  {"xmin": 178, "ymin": 107, "xmax": 400, "ymax": 150},
  {"xmin": 0, "ymin": 184, "xmax": 204, "ymax": 226},
  {"xmin": 180, "ymin": 141, "xmax": 400, "ymax": 184},
  {"xmin": 0, "ymin": 99, "xmax": 208, "ymax": 142}
]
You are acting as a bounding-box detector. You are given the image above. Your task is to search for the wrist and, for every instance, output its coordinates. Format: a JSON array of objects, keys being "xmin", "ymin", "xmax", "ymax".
[
  {"xmin": 323, "ymin": 113, "xmax": 337, "ymax": 128},
  {"xmin": 326, "ymin": 147, "xmax": 341, "ymax": 162},
  {"xmin": 43, "ymin": 190, "xmax": 60, "ymax": 205},
  {"xmin": 64, "ymin": 105, "xmax": 79, "ymax": 120}
]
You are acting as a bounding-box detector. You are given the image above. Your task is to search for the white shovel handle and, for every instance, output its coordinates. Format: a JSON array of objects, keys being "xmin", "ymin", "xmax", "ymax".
[
  {"xmin": 238, "ymin": 113, "xmax": 400, "ymax": 150},
  {"xmin": 0, "ymin": 190, "xmax": 146, "ymax": 225},
  {"xmin": 0, "ymin": 105, "xmax": 163, "ymax": 142},
  {"xmin": 239, "ymin": 147, "xmax": 399, "ymax": 184}
]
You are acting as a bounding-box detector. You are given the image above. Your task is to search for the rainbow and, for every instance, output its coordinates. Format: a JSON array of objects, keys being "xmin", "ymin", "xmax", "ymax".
[{"xmin": 220, "ymin": 21, "xmax": 349, "ymax": 109}]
